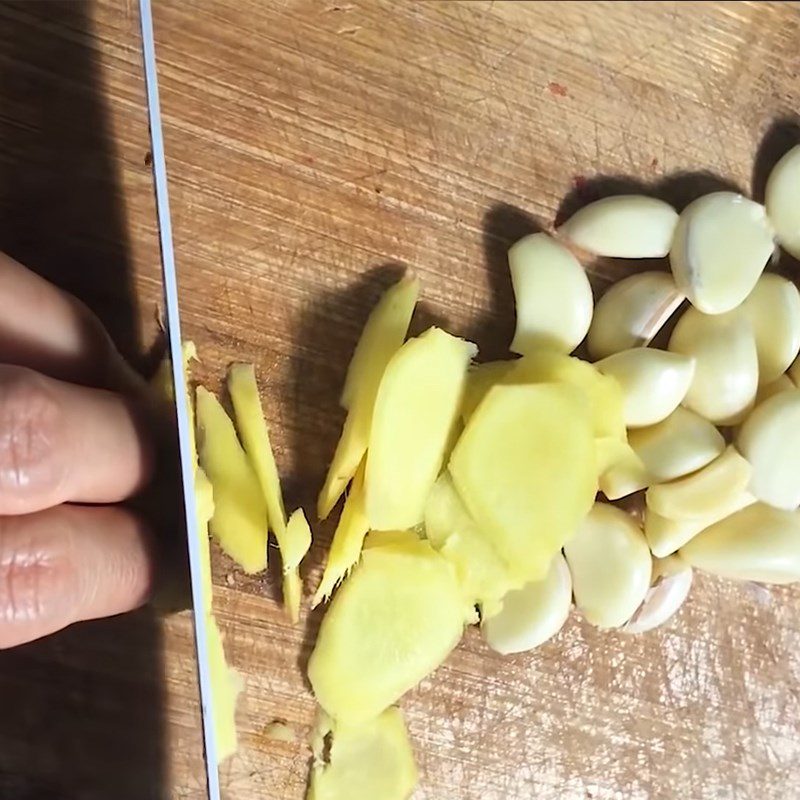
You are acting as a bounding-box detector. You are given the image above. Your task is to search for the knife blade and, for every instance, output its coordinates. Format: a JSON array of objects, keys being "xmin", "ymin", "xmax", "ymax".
[{"xmin": 138, "ymin": 1, "xmax": 221, "ymax": 797}]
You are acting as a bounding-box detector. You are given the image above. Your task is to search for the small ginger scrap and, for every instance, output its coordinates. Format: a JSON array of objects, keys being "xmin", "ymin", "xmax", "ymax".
[
  {"xmin": 281, "ymin": 509, "xmax": 313, "ymax": 623},
  {"xmin": 312, "ymin": 460, "xmax": 369, "ymax": 607}
]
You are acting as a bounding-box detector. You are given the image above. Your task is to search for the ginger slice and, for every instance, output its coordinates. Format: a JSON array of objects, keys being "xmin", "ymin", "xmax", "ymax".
[
  {"xmin": 227, "ymin": 363, "xmax": 287, "ymax": 537},
  {"xmin": 207, "ymin": 615, "xmax": 244, "ymax": 762},
  {"xmin": 196, "ymin": 386, "xmax": 269, "ymax": 574},
  {"xmin": 462, "ymin": 353, "xmax": 626, "ymax": 442},
  {"xmin": 365, "ymin": 327, "xmax": 476, "ymax": 531},
  {"xmin": 424, "ymin": 472, "xmax": 512, "ymax": 619},
  {"xmin": 318, "ymin": 275, "xmax": 419, "ymax": 520},
  {"xmin": 308, "ymin": 532, "xmax": 466, "ymax": 725},
  {"xmin": 312, "ymin": 460, "xmax": 369, "ymax": 608},
  {"xmin": 228, "ymin": 363, "xmax": 309, "ymax": 620},
  {"xmin": 307, "ymin": 707, "xmax": 417, "ymax": 800},
  {"xmin": 450, "ymin": 383, "xmax": 597, "ymax": 584}
]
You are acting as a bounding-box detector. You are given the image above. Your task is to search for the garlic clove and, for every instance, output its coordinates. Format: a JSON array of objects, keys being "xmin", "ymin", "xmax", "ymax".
[
  {"xmin": 587, "ymin": 271, "xmax": 684, "ymax": 360},
  {"xmin": 669, "ymin": 192, "xmax": 775, "ymax": 314},
  {"xmin": 598, "ymin": 442, "xmax": 650, "ymax": 500},
  {"xmin": 595, "ymin": 348, "xmax": 694, "ymax": 428},
  {"xmin": 765, "ymin": 144, "xmax": 800, "ymax": 260},
  {"xmin": 622, "ymin": 555, "xmax": 693, "ymax": 634},
  {"xmin": 788, "ymin": 354, "xmax": 800, "ymax": 387},
  {"xmin": 755, "ymin": 374, "xmax": 795, "ymax": 407},
  {"xmin": 736, "ymin": 388, "xmax": 800, "ymax": 510},
  {"xmin": 559, "ymin": 195, "xmax": 679, "ymax": 258},
  {"xmin": 628, "ymin": 406, "xmax": 725, "ymax": 484},
  {"xmin": 481, "ymin": 553, "xmax": 572, "ymax": 655},
  {"xmin": 738, "ymin": 273, "xmax": 800, "ymax": 385},
  {"xmin": 508, "ymin": 233, "xmax": 593, "ymax": 356},
  {"xmin": 680, "ymin": 502, "xmax": 800, "ymax": 584},
  {"xmin": 645, "ymin": 445, "xmax": 752, "ymax": 522},
  {"xmin": 564, "ymin": 503, "xmax": 652, "ymax": 629},
  {"xmin": 668, "ymin": 306, "xmax": 758, "ymax": 424},
  {"xmin": 643, "ymin": 490, "xmax": 755, "ymax": 557}
]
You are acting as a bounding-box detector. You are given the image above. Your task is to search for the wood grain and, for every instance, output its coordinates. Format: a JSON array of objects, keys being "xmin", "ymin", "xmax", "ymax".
[{"xmin": 2, "ymin": 1, "xmax": 800, "ymax": 799}]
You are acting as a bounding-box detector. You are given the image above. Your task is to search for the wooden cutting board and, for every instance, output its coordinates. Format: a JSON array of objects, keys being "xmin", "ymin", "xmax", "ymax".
[{"xmin": 1, "ymin": 2, "xmax": 799, "ymax": 799}]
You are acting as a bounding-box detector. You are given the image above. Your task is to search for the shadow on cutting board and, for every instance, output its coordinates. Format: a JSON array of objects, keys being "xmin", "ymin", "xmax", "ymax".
[{"xmin": 0, "ymin": 2, "xmax": 167, "ymax": 798}]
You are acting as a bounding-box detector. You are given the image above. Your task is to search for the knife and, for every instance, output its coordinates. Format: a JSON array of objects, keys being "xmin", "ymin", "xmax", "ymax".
[{"xmin": 139, "ymin": 1, "xmax": 221, "ymax": 797}]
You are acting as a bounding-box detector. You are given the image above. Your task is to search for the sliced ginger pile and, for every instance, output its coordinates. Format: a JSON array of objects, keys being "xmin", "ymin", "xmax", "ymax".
[
  {"xmin": 181, "ymin": 142, "xmax": 800, "ymax": 798},
  {"xmin": 302, "ymin": 145, "xmax": 800, "ymax": 799}
]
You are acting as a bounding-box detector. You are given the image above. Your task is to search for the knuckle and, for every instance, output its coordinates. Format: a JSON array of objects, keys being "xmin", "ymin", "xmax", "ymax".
[
  {"xmin": 0, "ymin": 517, "xmax": 76, "ymax": 630},
  {"xmin": 0, "ymin": 367, "xmax": 65, "ymax": 500}
]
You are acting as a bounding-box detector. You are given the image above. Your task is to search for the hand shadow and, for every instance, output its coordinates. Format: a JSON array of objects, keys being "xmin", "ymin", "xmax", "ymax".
[{"xmin": 0, "ymin": 3, "xmax": 168, "ymax": 799}]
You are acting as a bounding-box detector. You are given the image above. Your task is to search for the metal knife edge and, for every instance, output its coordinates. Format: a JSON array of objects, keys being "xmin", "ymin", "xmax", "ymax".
[{"xmin": 138, "ymin": 1, "xmax": 221, "ymax": 797}]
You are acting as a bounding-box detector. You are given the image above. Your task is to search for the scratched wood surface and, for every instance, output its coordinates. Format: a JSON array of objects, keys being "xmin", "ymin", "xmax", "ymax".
[{"xmin": 2, "ymin": 1, "xmax": 800, "ymax": 799}]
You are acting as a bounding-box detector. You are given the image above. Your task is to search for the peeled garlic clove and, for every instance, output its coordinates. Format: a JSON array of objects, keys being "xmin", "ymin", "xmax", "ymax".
[
  {"xmin": 622, "ymin": 556, "xmax": 693, "ymax": 634},
  {"xmin": 645, "ymin": 445, "xmax": 752, "ymax": 521},
  {"xmin": 755, "ymin": 374, "xmax": 795, "ymax": 407},
  {"xmin": 628, "ymin": 406, "xmax": 725, "ymax": 483},
  {"xmin": 668, "ymin": 306, "xmax": 758, "ymax": 424},
  {"xmin": 564, "ymin": 503, "xmax": 652, "ymax": 629},
  {"xmin": 595, "ymin": 348, "xmax": 694, "ymax": 428},
  {"xmin": 644, "ymin": 511, "xmax": 705, "ymax": 559},
  {"xmin": 559, "ymin": 195, "xmax": 679, "ymax": 258},
  {"xmin": 788, "ymin": 355, "xmax": 800, "ymax": 387},
  {"xmin": 680, "ymin": 502, "xmax": 800, "ymax": 584},
  {"xmin": 644, "ymin": 490, "xmax": 755, "ymax": 557},
  {"xmin": 598, "ymin": 442, "xmax": 650, "ymax": 500},
  {"xmin": 736, "ymin": 388, "xmax": 800, "ymax": 510},
  {"xmin": 481, "ymin": 553, "xmax": 572, "ymax": 655},
  {"xmin": 587, "ymin": 272, "xmax": 684, "ymax": 360},
  {"xmin": 669, "ymin": 192, "xmax": 774, "ymax": 314},
  {"xmin": 738, "ymin": 273, "xmax": 800, "ymax": 384},
  {"xmin": 508, "ymin": 233, "xmax": 593, "ymax": 355},
  {"xmin": 765, "ymin": 144, "xmax": 800, "ymax": 260}
]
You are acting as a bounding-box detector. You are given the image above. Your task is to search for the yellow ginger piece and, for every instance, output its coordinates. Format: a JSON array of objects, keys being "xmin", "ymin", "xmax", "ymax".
[
  {"xmin": 365, "ymin": 327, "xmax": 476, "ymax": 531},
  {"xmin": 307, "ymin": 708, "xmax": 417, "ymax": 800},
  {"xmin": 312, "ymin": 461, "xmax": 369, "ymax": 608},
  {"xmin": 281, "ymin": 509, "xmax": 313, "ymax": 623},
  {"xmin": 228, "ymin": 363, "xmax": 310, "ymax": 620},
  {"xmin": 462, "ymin": 352, "xmax": 626, "ymax": 442},
  {"xmin": 318, "ymin": 275, "xmax": 419, "ymax": 519},
  {"xmin": 308, "ymin": 532, "xmax": 466, "ymax": 725},
  {"xmin": 450, "ymin": 382, "xmax": 597, "ymax": 585},
  {"xmin": 424, "ymin": 472, "xmax": 513, "ymax": 619},
  {"xmin": 196, "ymin": 386, "xmax": 268, "ymax": 574}
]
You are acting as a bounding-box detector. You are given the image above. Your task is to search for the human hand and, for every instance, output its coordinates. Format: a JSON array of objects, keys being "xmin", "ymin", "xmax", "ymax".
[{"xmin": 0, "ymin": 253, "xmax": 155, "ymax": 649}]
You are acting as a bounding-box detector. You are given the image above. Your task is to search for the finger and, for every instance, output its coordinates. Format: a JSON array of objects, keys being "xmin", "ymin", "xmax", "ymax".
[
  {"xmin": 0, "ymin": 365, "xmax": 153, "ymax": 515},
  {"xmin": 0, "ymin": 504, "xmax": 154, "ymax": 649},
  {"xmin": 0, "ymin": 252, "xmax": 142, "ymax": 391}
]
